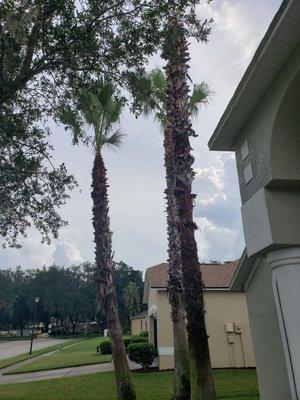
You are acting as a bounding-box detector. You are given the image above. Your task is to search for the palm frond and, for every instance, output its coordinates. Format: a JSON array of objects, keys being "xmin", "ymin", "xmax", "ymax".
[
  {"xmin": 135, "ymin": 68, "xmax": 167, "ymax": 128},
  {"xmin": 69, "ymin": 79, "xmax": 125, "ymax": 152},
  {"xmin": 150, "ymin": 68, "xmax": 166, "ymax": 104},
  {"xmin": 150, "ymin": 69, "xmax": 166, "ymax": 91},
  {"xmin": 104, "ymin": 129, "xmax": 125, "ymax": 148},
  {"xmin": 78, "ymin": 89, "xmax": 99, "ymax": 128},
  {"xmin": 189, "ymin": 82, "xmax": 211, "ymax": 117},
  {"xmin": 107, "ymin": 98, "xmax": 123, "ymax": 124},
  {"xmin": 142, "ymin": 102, "xmax": 154, "ymax": 117},
  {"xmin": 137, "ymin": 76, "xmax": 152, "ymax": 98},
  {"xmin": 93, "ymin": 79, "xmax": 113, "ymax": 110}
]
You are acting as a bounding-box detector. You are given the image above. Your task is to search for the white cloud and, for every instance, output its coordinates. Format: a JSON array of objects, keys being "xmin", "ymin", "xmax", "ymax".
[
  {"xmin": 53, "ymin": 239, "xmax": 83, "ymax": 265},
  {"xmin": 194, "ymin": 155, "xmax": 244, "ymax": 261},
  {"xmin": 202, "ymin": 0, "xmax": 267, "ymax": 61},
  {"xmin": 0, "ymin": 229, "xmax": 83, "ymax": 268},
  {"xmin": 195, "ymin": 167, "xmax": 225, "ymax": 191},
  {"xmin": 196, "ymin": 216, "xmax": 243, "ymax": 262}
]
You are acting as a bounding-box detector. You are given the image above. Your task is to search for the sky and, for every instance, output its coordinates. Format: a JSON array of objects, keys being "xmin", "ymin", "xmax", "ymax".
[{"xmin": 1, "ymin": 0, "xmax": 282, "ymax": 272}]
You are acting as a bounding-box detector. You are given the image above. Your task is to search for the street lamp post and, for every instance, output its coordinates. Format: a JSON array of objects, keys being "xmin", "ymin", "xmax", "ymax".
[{"xmin": 29, "ymin": 297, "xmax": 40, "ymax": 355}]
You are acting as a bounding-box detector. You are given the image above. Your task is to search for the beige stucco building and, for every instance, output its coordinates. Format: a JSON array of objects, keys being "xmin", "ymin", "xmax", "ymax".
[
  {"xmin": 142, "ymin": 261, "xmax": 255, "ymax": 370},
  {"xmin": 130, "ymin": 310, "xmax": 148, "ymax": 336}
]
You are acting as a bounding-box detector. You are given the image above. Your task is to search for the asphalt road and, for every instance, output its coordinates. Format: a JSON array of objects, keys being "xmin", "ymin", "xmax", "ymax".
[{"xmin": 0, "ymin": 339, "xmax": 67, "ymax": 360}]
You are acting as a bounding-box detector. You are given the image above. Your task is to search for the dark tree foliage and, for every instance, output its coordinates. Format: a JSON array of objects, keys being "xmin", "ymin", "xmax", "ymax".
[
  {"xmin": 0, "ymin": 261, "xmax": 143, "ymax": 334},
  {"xmin": 11, "ymin": 294, "xmax": 30, "ymax": 336},
  {"xmin": 0, "ymin": 0, "xmax": 211, "ymax": 110},
  {"xmin": 0, "ymin": 264, "xmax": 98, "ymax": 333},
  {"xmin": 0, "ymin": 106, "xmax": 76, "ymax": 247},
  {"xmin": 112, "ymin": 261, "xmax": 144, "ymax": 330}
]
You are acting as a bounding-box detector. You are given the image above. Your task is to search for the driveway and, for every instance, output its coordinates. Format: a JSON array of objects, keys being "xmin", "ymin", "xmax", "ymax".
[{"xmin": 0, "ymin": 339, "xmax": 67, "ymax": 360}]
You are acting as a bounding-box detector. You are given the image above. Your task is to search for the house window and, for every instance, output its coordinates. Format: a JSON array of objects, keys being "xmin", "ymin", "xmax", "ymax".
[
  {"xmin": 241, "ymin": 139, "xmax": 249, "ymax": 160},
  {"xmin": 244, "ymin": 163, "xmax": 253, "ymax": 184}
]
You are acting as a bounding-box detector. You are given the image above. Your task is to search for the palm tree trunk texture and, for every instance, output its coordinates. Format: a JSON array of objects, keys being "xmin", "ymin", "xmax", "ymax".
[
  {"xmin": 163, "ymin": 20, "xmax": 217, "ymax": 400},
  {"xmin": 165, "ymin": 123, "xmax": 191, "ymax": 400},
  {"xmin": 92, "ymin": 152, "xmax": 136, "ymax": 400}
]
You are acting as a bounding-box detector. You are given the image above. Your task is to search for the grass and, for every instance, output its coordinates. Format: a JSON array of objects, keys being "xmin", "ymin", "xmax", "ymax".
[
  {"xmin": 4, "ymin": 336, "xmax": 111, "ymax": 374},
  {"xmin": 0, "ymin": 339, "xmax": 83, "ymax": 370},
  {"xmin": 0, "ymin": 369, "xmax": 259, "ymax": 400},
  {"xmin": 48, "ymin": 333, "xmax": 102, "ymax": 340}
]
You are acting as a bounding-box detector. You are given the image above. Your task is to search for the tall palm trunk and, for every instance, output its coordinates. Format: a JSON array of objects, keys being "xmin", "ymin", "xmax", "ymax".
[
  {"xmin": 92, "ymin": 152, "xmax": 136, "ymax": 400},
  {"xmin": 163, "ymin": 20, "xmax": 217, "ymax": 400},
  {"xmin": 165, "ymin": 123, "xmax": 190, "ymax": 400}
]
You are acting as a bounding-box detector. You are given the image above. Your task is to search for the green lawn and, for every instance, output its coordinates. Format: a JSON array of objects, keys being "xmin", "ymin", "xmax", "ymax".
[
  {"xmin": 0, "ymin": 370, "xmax": 259, "ymax": 400},
  {"xmin": 0, "ymin": 339, "xmax": 82, "ymax": 370},
  {"xmin": 5, "ymin": 336, "xmax": 111, "ymax": 374}
]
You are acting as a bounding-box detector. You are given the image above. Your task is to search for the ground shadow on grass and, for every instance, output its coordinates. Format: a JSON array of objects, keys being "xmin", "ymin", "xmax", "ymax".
[{"xmin": 0, "ymin": 370, "xmax": 259, "ymax": 400}]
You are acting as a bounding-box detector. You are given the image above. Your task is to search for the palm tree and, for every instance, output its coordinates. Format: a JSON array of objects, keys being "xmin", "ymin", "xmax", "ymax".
[
  {"xmin": 161, "ymin": 19, "xmax": 217, "ymax": 400},
  {"xmin": 123, "ymin": 282, "xmax": 140, "ymax": 320},
  {"xmin": 137, "ymin": 69, "xmax": 210, "ymax": 400},
  {"xmin": 139, "ymin": 68, "xmax": 210, "ymax": 126},
  {"xmin": 59, "ymin": 79, "xmax": 136, "ymax": 400}
]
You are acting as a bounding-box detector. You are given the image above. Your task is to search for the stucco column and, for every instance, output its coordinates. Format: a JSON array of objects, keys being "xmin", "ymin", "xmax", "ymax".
[{"xmin": 267, "ymin": 247, "xmax": 300, "ymax": 400}]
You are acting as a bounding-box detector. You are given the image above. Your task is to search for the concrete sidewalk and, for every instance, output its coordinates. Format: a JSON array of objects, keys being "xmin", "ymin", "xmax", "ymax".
[{"xmin": 0, "ymin": 360, "xmax": 139, "ymax": 385}]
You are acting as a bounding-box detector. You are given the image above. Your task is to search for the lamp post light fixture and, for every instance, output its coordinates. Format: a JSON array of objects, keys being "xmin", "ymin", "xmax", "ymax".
[{"xmin": 29, "ymin": 297, "xmax": 40, "ymax": 355}]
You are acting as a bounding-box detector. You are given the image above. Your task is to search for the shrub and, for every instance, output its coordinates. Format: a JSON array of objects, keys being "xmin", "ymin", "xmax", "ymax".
[
  {"xmin": 139, "ymin": 330, "xmax": 148, "ymax": 338},
  {"xmin": 130, "ymin": 336, "xmax": 147, "ymax": 344},
  {"xmin": 127, "ymin": 342, "xmax": 157, "ymax": 369},
  {"xmin": 99, "ymin": 339, "xmax": 111, "ymax": 355},
  {"xmin": 123, "ymin": 337, "xmax": 132, "ymax": 350}
]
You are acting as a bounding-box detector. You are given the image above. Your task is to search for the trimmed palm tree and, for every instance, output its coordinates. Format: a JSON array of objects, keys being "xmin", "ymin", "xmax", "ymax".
[
  {"xmin": 162, "ymin": 19, "xmax": 217, "ymax": 400},
  {"xmin": 137, "ymin": 69, "xmax": 210, "ymax": 400},
  {"xmin": 59, "ymin": 80, "xmax": 136, "ymax": 400}
]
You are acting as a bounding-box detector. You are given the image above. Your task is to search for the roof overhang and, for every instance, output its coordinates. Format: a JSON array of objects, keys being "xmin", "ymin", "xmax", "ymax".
[
  {"xmin": 208, "ymin": 0, "xmax": 300, "ymax": 151},
  {"xmin": 230, "ymin": 249, "xmax": 257, "ymax": 291}
]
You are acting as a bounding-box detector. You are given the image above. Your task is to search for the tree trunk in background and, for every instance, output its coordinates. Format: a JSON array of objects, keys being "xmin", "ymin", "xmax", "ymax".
[
  {"xmin": 92, "ymin": 152, "xmax": 136, "ymax": 400},
  {"xmin": 163, "ymin": 19, "xmax": 217, "ymax": 400},
  {"xmin": 164, "ymin": 122, "xmax": 190, "ymax": 400}
]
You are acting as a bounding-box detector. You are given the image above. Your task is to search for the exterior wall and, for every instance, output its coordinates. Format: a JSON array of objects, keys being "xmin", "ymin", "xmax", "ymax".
[
  {"xmin": 148, "ymin": 288, "xmax": 159, "ymax": 347},
  {"xmin": 245, "ymin": 258, "xmax": 292, "ymax": 400},
  {"xmin": 154, "ymin": 289, "xmax": 255, "ymax": 370},
  {"xmin": 235, "ymin": 43, "xmax": 300, "ymax": 204},
  {"xmin": 205, "ymin": 291, "xmax": 255, "ymax": 369},
  {"xmin": 234, "ymin": 44, "xmax": 300, "ymax": 257},
  {"xmin": 156, "ymin": 290, "xmax": 174, "ymax": 370},
  {"xmin": 131, "ymin": 316, "xmax": 147, "ymax": 336},
  {"xmin": 148, "ymin": 287, "xmax": 158, "ymax": 315},
  {"xmin": 241, "ymin": 188, "xmax": 300, "ymax": 257}
]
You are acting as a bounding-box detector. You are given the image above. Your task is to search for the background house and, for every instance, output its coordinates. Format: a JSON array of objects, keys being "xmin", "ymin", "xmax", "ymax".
[
  {"xmin": 209, "ymin": 1, "xmax": 300, "ymax": 398},
  {"xmin": 142, "ymin": 261, "xmax": 255, "ymax": 370}
]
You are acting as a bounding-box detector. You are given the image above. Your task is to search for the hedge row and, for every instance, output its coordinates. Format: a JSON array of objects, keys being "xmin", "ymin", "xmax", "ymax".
[
  {"xmin": 98, "ymin": 339, "xmax": 156, "ymax": 369},
  {"xmin": 99, "ymin": 334, "xmax": 148, "ymax": 355}
]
